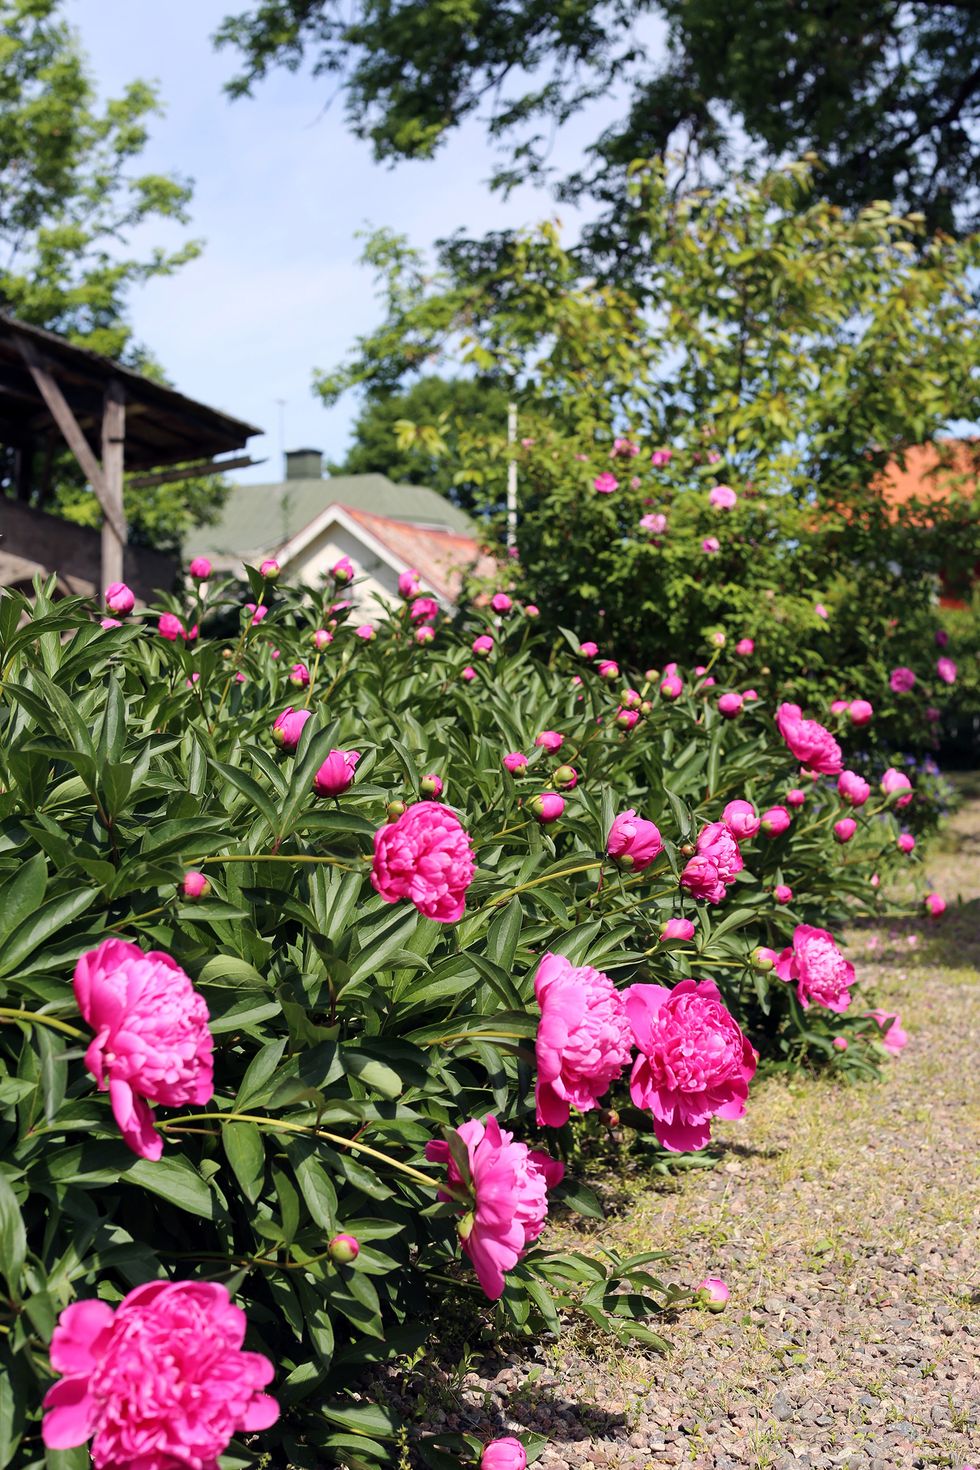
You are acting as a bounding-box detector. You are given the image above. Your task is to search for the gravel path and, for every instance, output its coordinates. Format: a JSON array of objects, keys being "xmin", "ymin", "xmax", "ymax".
[{"xmin": 424, "ymin": 791, "xmax": 980, "ymax": 1469}]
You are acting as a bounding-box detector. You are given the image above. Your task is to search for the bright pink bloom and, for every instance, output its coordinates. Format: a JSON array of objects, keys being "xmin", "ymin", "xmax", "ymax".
[
  {"xmin": 473, "ymin": 634, "xmax": 494, "ymax": 656},
  {"xmin": 182, "ymin": 870, "xmax": 210, "ymax": 900},
  {"xmin": 332, "ymin": 555, "xmax": 355, "ymax": 583},
  {"xmin": 579, "ymin": 640, "xmax": 599, "ymax": 658},
  {"xmin": 838, "ymin": 770, "xmax": 870, "ymax": 806},
  {"xmin": 815, "ymin": 603, "xmax": 829, "ymax": 619},
  {"xmin": 530, "ymin": 792, "xmax": 565, "ymax": 823},
  {"xmin": 594, "ymin": 472, "xmax": 619, "ymax": 494},
  {"xmin": 355, "ymin": 623, "xmax": 375, "ymax": 640},
  {"xmin": 73, "ymin": 939, "xmax": 213, "ymax": 1160},
  {"xmin": 597, "ymin": 659, "xmax": 619, "ymax": 679},
  {"xmin": 616, "ymin": 706, "xmax": 640, "ymax": 729},
  {"xmin": 722, "ymin": 800, "xmax": 760, "ymax": 841},
  {"xmin": 701, "ymin": 536, "xmax": 720, "ymax": 554},
  {"xmin": 775, "ymin": 703, "xmax": 842, "ymax": 775},
  {"xmin": 491, "ymin": 592, "xmax": 513, "ymax": 613},
  {"xmin": 481, "ymin": 1439, "xmax": 527, "ymax": 1470},
  {"xmin": 533, "ymin": 952, "xmax": 633, "ymax": 1126},
  {"xmin": 679, "ymin": 855, "xmax": 726, "ymax": 904},
  {"xmin": 709, "ymin": 484, "xmax": 737, "ymax": 509},
  {"xmin": 761, "ymin": 805, "xmax": 792, "ymax": 835},
  {"xmin": 104, "ymin": 582, "xmax": 135, "ymax": 615},
  {"xmin": 425, "ymin": 1116, "xmax": 563, "ymax": 1299},
  {"xmin": 696, "ymin": 1277, "xmax": 730, "ymax": 1311},
  {"xmin": 696, "ymin": 823, "xmax": 743, "ymax": 885},
  {"xmin": 773, "ymin": 884, "xmax": 793, "ymax": 905},
  {"xmin": 660, "ymin": 917, "xmax": 696, "ymax": 942},
  {"xmin": 607, "ymin": 810, "xmax": 663, "ymax": 871},
  {"xmin": 524, "ymin": 603, "xmax": 540, "ymax": 617},
  {"xmin": 830, "ymin": 698, "xmax": 850, "ymax": 715},
  {"xmin": 502, "ymin": 752, "xmax": 528, "ymax": 774},
  {"xmin": 534, "ymin": 730, "xmax": 563, "ymax": 752},
  {"xmin": 289, "ymin": 661, "xmax": 310, "ymax": 688},
  {"xmin": 420, "ymin": 773, "xmax": 444, "ymax": 797},
  {"xmin": 785, "ymin": 788, "xmax": 806, "ymax": 807},
  {"xmin": 626, "ymin": 979, "xmax": 756, "ymax": 1151},
  {"xmin": 890, "ymin": 666, "xmax": 916, "ymax": 693},
  {"xmin": 924, "ymin": 892, "xmax": 946, "ymax": 917},
  {"xmin": 661, "ymin": 673, "xmax": 683, "ymax": 699},
  {"xmin": 834, "ymin": 817, "xmax": 857, "ymax": 843},
  {"xmin": 272, "ymin": 706, "xmax": 312, "ymax": 752},
  {"xmin": 415, "ymin": 624, "xmax": 436, "ymax": 644},
  {"xmin": 372, "ymin": 801, "xmax": 475, "ymax": 923},
  {"xmin": 411, "ymin": 596, "xmax": 439, "ymax": 622},
  {"xmin": 897, "ymin": 832, "xmax": 915, "ymax": 853},
  {"xmin": 244, "ymin": 603, "xmax": 267, "ymax": 625},
  {"xmin": 461, "ymin": 665, "xmax": 477, "ymax": 681},
  {"xmin": 735, "ymin": 638, "xmax": 754, "ymax": 656},
  {"xmin": 398, "ymin": 568, "xmax": 421, "ymax": 598},
  {"xmin": 188, "ymin": 556, "xmax": 212, "ymax": 580},
  {"xmin": 639, "ymin": 512, "xmax": 668, "ymax": 534},
  {"xmin": 650, "ymin": 448, "xmax": 672, "ymax": 466},
  {"xmin": 328, "ymin": 1233, "xmax": 360, "ymax": 1263},
  {"xmin": 743, "ymin": 688, "xmax": 759, "ymax": 701},
  {"xmin": 848, "ymin": 699, "xmax": 873, "ymax": 726},
  {"xmin": 42, "ymin": 1281, "xmax": 277, "ymax": 1465},
  {"xmin": 833, "ymin": 1036, "xmax": 848, "ymax": 1051},
  {"xmin": 158, "ymin": 612, "xmax": 184, "ymax": 641},
  {"xmin": 881, "ymin": 767, "xmax": 913, "ymax": 806},
  {"xmin": 100, "ymin": 617, "xmax": 122, "ymax": 630},
  {"xmin": 936, "ymin": 656, "xmax": 957, "ymax": 685},
  {"xmin": 865, "ymin": 1008, "xmax": 908, "ymax": 1055},
  {"xmin": 718, "ymin": 691, "xmax": 743, "ymax": 718},
  {"xmin": 775, "ymin": 925, "xmax": 854, "ymax": 1012},
  {"xmin": 312, "ymin": 748, "xmax": 360, "ymax": 798},
  {"xmin": 313, "ymin": 628, "xmax": 333, "ymax": 649},
  {"xmin": 259, "ymin": 558, "xmax": 280, "ymax": 580}
]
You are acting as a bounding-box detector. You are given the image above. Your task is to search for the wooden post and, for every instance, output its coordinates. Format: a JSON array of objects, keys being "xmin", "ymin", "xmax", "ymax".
[{"xmin": 101, "ymin": 381, "xmax": 126, "ymax": 589}]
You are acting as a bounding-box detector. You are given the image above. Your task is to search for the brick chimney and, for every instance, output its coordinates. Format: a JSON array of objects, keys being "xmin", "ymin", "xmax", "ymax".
[{"xmin": 285, "ymin": 448, "xmax": 323, "ymax": 480}]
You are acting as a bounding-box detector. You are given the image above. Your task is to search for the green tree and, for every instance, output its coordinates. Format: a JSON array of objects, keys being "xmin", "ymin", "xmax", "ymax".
[
  {"xmin": 328, "ymin": 374, "xmax": 510, "ymax": 512},
  {"xmin": 215, "ymin": 0, "xmax": 980, "ymax": 234},
  {"xmin": 0, "ymin": 0, "xmax": 226, "ymax": 553}
]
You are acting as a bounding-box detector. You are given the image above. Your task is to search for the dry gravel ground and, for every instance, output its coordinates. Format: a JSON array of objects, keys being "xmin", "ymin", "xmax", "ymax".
[{"xmin": 418, "ymin": 786, "xmax": 980, "ymax": 1469}]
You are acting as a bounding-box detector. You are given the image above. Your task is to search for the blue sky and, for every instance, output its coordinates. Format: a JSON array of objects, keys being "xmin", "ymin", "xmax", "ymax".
[{"xmin": 66, "ymin": 0, "xmax": 657, "ymax": 483}]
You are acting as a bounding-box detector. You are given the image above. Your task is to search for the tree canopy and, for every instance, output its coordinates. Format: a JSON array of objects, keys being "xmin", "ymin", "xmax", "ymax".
[{"xmin": 215, "ymin": 0, "xmax": 980, "ymax": 234}]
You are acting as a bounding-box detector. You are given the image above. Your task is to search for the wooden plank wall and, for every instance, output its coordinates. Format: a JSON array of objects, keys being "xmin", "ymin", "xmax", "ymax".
[{"xmin": 0, "ymin": 500, "xmax": 176, "ymax": 605}]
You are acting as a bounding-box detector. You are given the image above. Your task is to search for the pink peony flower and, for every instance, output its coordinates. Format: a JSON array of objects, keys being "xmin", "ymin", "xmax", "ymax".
[
  {"xmin": 722, "ymin": 800, "xmax": 760, "ymax": 841},
  {"xmin": 481, "ymin": 1438, "xmax": 527, "ymax": 1470},
  {"xmin": 491, "ymin": 592, "xmax": 513, "ymax": 613},
  {"xmin": 272, "ymin": 706, "xmax": 312, "ymax": 752},
  {"xmin": 889, "ymin": 666, "xmax": 916, "ymax": 693},
  {"xmin": 936, "ymin": 656, "xmax": 957, "ymax": 685},
  {"xmin": 773, "ymin": 883, "xmax": 793, "ymax": 905},
  {"xmin": 188, "ymin": 556, "xmax": 212, "ymax": 581},
  {"xmin": 924, "ymin": 892, "xmax": 945, "ymax": 917},
  {"xmin": 425, "ymin": 1116, "xmax": 563, "ymax": 1299},
  {"xmin": 313, "ymin": 628, "xmax": 333, "ymax": 649},
  {"xmin": 785, "ymin": 788, "xmax": 806, "ymax": 807},
  {"xmin": 709, "ymin": 484, "xmax": 737, "ymax": 510},
  {"xmin": 355, "ymin": 623, "xmax": 375, "ymax": 640},
  {"xmin": 398, "ymin": 568, "xmax": 421, "ymax": 598},
  {"xmin": 696, "ymin": 823, "xmax": 743, "ymax": 885},
  {"xmin": 650, "ymin": 448, "xmax": 672, "ymax": 466},
  {"xmin": 473, "ymin": 634, "xmax": 494, "ymax": 656},
  {"xmin": 761, "ymin": 805, "xmax": 792, "ymax": 835},
  {"xmin": 775, "ymin": 703, "xmax": 842, "ymax": 775},
  {"xmin": 612, "ymin": 436, "xmax": 640, "ymax": 458},
  {"xmin": 881, "ymin": 767, "xmax": 913, "ymax": 806},
  {"xmin": 848, "ymin": 699, "xmax": 873, "ymax": 726},
  {"xmin": 410, "ymin": 596, "xmax": 439, "ymax": 622},
  {"xmin": 864, "ymin": 1008, "xmax": 908, "ymax": 1056},
  {"xmin": 259, "ymin": 558, "xmax": 280, "ymax": 580},
  {"xmin": 73, "ymin": 939, "xmax": 213, "ymax": 1160},
  {"xmin": 289, "ymin": 661, "xmax": 310, "ymax": 688},
  {"xmin": 607, "ymin": 810, "xmax": 663, "ymax": 871},
  {"xmin": 533, "ymin": 952, "xmax": 633, "ymax": 1126},
  {"xmin": 661, "ymin": 917, "xmax": 696, "ymax": 942},
  {"xmin": 626, "ymin": 979, "xmax": 756, "ymax": 1151},
  {"xmin": 372, "ymin": 801, "xmax": 475, "ymax": 922},
  {"xmin": 104, "ymin": 582, "xmax": 135, "ymax": 615},
  {"xmin": 415, "ymin": 623, "xmax": 436, "ymax": 644},
  {"xmin": 244, "ymin": 603, "xmax": 267, "ymax": 626},
  {"xmin": 597, "ymin": 659, "xmax": 619, "ymax": 679},
  {"xmin": 534, "ymin": 730, "xmax": 563, "ymax": 752},
  {"xmin": 838, "ymin": 770, "xmax": 870, "ymax": 806},
  {"xmin": 718, "ymin": 691, "xmax": 743, "ymax": 718},
  {"xmin": 701, "ymin": 536, "xmax": 720, "ymax": 554},
  {"xmin": 735, "ymin": 638, "xmax": 754, "ymax": 656},
  {"xmin": 639, "ymin": 512, "xmax": 668, "ymax": 535},
  {"xmin": 158, "ymin": 612, "xmax": 184, "ymax": 641},
  {"xmin": 461, "ymin": 665, "xmax": 477, "ymax": 681},
  {"xmin": 594, "ymin": 472, "xmax": 619, "ymax": 494},
  {"xmin": 696, "ymin": 1277, "xmax": 730, "ymax": 1311},
  {"xmin": 834, "ymin": 817, "xmax": 857, "ymax": 843},
  {"xmin": 529, "ymin": 792, "xmax": 565, "ymax": 823},
  {"xmin": 502, "ymin": 752, "xmax": 528, "ymax": 774},
  {"xmin": 579, "ymin": 640, "xmax": 599, "ymax": 658},
  {"xmin": 679, "ymin": 855, "xmax": 726, "ymax": 905},
  {"xmin": 897, "ymin": 832, "xmax": 915, "ymax": 853},
  {"xmin": 181, "ymin": 870, "xmax": 210, "ymax": 900},
  {"xmin": 312, "ymin": 748, "xmax": 360, "ymax": 798},
  {"xmin": 332, "ymin": 555, "xmax": 355, "ymax": 583},
  {"xmin": 775, "ymin": 925, "xmax": 854, "ymax": 1012},
  {"xmin": 42, "ymin": 1281, "xmax": 278, "ymax": 1465},
  {"xmin": 661, "ymin": 673, "xmax": 683, "ymax": 699}
]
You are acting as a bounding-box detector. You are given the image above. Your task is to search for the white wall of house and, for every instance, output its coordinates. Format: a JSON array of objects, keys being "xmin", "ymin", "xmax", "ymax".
[{"xmin": 285, "ymin": 521, "xmax": 405, "ymax": 619}]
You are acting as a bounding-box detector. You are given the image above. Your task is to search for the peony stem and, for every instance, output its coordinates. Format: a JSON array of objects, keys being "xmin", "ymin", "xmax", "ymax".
[
  {"xmin": 0, "ymin": 1008, "xmax": 84, "ymax": 1039},
  {"xmin": 482, "ymin": 860, "xmax": 602, "ymax": 909}
]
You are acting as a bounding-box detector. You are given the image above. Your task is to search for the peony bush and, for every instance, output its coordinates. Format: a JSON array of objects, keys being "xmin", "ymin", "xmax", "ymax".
[{"xmin": 0, "ymin": 567, "xmax": 934, "ymax": 1467}]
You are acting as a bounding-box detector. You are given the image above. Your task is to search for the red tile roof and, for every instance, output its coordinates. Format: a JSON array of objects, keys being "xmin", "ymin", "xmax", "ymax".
[
  {"xmin": 341, "ymin": 504, "xmax": 496, "ymax": 603},
  {"xmin": 877, "ymin": 439, "xmax": 978, "ymax": 517}
]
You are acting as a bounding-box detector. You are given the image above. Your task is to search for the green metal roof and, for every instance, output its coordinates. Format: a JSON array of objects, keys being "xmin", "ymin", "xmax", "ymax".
[{"xmin": 190, "ymin": 474, "xmax": 474, "ymax": 561}]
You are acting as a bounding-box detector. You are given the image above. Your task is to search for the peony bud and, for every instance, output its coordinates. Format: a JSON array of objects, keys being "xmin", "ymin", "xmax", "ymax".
[
  {"xmin": 735, "ymin": 638, "xmax": 754, "ymax": 656},
  {"xmin": 773, "ymin": 884, "xmax": 793, "ymax": 905},
  {"xmin": 420, "ymin": 774, "xmax": 443, "ymax": 797},
  {"xmin": 313, "ymin": 628, "xmax": 333, "ymax": 650},
  {"xmin": 524, "ymin": 603, "xmax": 540, "ymax": 617},
  {"xmin": 491, "ymin": 592, "xmax": 513, "ymax": 613},
  {"xmin": 502, "ymin": 752, "xmax": 528, "ymax": 775},
  {"xmin": 415, "ymin": 624, "xmax": 436, "ymax": 645},
  {"xmin": 272, "ymin": 706, "xmax": 312, "ymax": 752},
  {"xmin": 696, "ymin": 1277, "xmax": 729, "ymax": 1311},
  {"xmin": 472, "ymin": 635, "xmax": 494, "ymax": 657},
  {"xmin": 289, "ymin": 662, "xmax": 310, "ymax": 688},
  {"xmin": 534, "ymin": 730, "xmax": 563, "ymax": 753},
  {"xmin": 158, "ymin": 612, "xmax": 184, "ymax": 641},
  {"xmin": 312, "ymin": 749, "xmax": 360, "ymax": 797},
  {"xmin": 785, "ymin": 788, "xmax": 806, "ymax": 808},
  {"xmin": 461, "ymin": 665, "xmax": 477, "ymax": 681},
  {"xmin": 398, "ymin": 568, "xmax": 421, "ymax": 598},
  {"xmin": 182, "ymin": 870, "xmax": 210, "ymax": 900},
  {"xmin": 717, "ymin": 691, "xmax": 743, "ymax": 718},
  {"xmin": 660, "ymin": 674, "xmax": 683, "ymax": 699},
  {"xmin": 848, "ymin": 699, "xmax": 873, "ymax": 726},
  {"xmin": 751, "ymin": 946, "xmax": 778, "ymax": 971},
  {"xmin": 331, "ymin": 556, "xmax": 355, "ymax": 584},
  {"xmin": 529, "ymin": 792, "xmax": 564, "ymax": 824},
  {"xmin": 355, "ymin": 624, "xmax": 375, "ymax": 641},
  {"xmin": 616, "ymin": 707, "xmax": 640, "ymax": 729},
  {"xmin": 833, "ymin": 1036, "xmax": 848, "ymax": 1052},
  {"xmin": 104, "ymin": 581, "xmax": 135, "ymax": 615},
  {"xmin": 924, "ymin": 892, "xmax": 945, "ymax": 917},
  {"xmin": 480, "ymin": 1438, "xmax": 527, "ymax": 1470},
  {"xmin": 553, "ymin": 765, "xmax": 578, "ymax": 790},
  {"xmin": 897, "ymin": 833, "xmax": 915, "ymax": 853},
  {"xmin": 579, "ymin": 641, "xmax": 599, "ymax": 658},
  {"xmin": 386, "ymin": 800, "xmax": 407, "ymax": 820},
  {"xmin": 328, "ymin": 1233, "xmax": 360, "ymax": 1264},
  {"xmin": 660, "ymin": 917, "xmax": 696, "ymax": 943},
  {"xmin": 188, "ymin": 556, "xmax": 212, "ymax": 581},
  {"xmin": 597, "ymin": 659, "xmax": 619, "ymax": 680},
  {"xmin": 834, "ymin": 817, "xmax": 857, "ymax": 843},
  {"xmin": 259, "ymin": 558, "xmax": 280, "ymax": 581},
  {"xmin": 760, "ymin": 806, "xmax": 791, "ymax": 836}
]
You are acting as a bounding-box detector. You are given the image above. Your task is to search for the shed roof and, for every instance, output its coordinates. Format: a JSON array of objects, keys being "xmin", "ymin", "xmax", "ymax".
[
  {"xmin": 0, "ymin": 314, "xmax": 260, "ymax": 469},
  {"xmin": 191, "ymin": 474, "xmax": 475, "ymax": 563}
]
